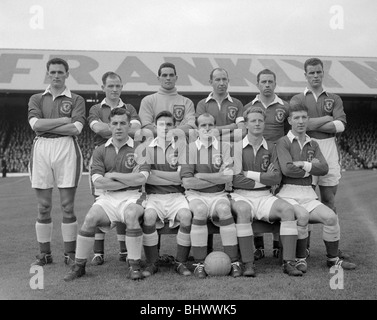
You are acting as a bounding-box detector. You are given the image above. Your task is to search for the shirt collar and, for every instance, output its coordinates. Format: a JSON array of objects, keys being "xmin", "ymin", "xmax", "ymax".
[
  {"xmin": 105, "ymin": 136, "xmax": 134, "ymax": 148},
  {"xmin": 242, "ymin": 135, "xmax": 268, "ymax": 150},
  {"xmin": 195, "ymin": 137, "xmax": 219, "ymax": 150},
  {"xmin": 287, "ymin": 130, "xmax": 312, "ymax": 145},
  {"xmin": 205, "ymin": 92, "xmax": 233, "ymax": 103},
  {"xmin": 251, "ymin": 94, "xmax": 284, "ymax": 107},
  {"xmin": 148, "ymin": 137, "xmax": 176, "ymax": 149},
  {"xmin": 100, "ymin": 98, "xmax": 125, "ymax": 108},
  {"xmin": 42, "ymin": 86, "xmax": 72, "ymax": 98},
  {"xmin": 304, "ymin": 87, "xmax": 328, "ymax": 97}
]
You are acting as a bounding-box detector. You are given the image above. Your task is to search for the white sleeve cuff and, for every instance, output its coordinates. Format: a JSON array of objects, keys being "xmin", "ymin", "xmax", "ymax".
[
  {"xmin": 91, "ymin": 174, "xmax": 103, "ymax": 183},
  {"xmin": 29, "ymin": 117, "xmax": 38, "ymax": 130},
  {"xmin": 73, "ymin": 121, "xmax": 84, "ymax": 134},
  {"xmin": 140, "ymin": 171, "xmax": 150, "ymax": 180},
  {"xmin": 333, "ymin": 120, "xmax": 345, "ymax": 133},
  {"xmin": 235, "ymin": 117, "xmax": 244, "ymax": 124},
  {"xmin": 89, "ymin": 120, "xmax": 99, "ymax": 130},
  {"xmin": 130, "ymin": 120, "xmax": 141, "ymax": 126},
  {"xmin": 302, "ymin": 161, "xmax": 312, "ymax": 173},
  {"xmin": 246, "ymin": 171, "xmax": 261, "ymax": 182}
]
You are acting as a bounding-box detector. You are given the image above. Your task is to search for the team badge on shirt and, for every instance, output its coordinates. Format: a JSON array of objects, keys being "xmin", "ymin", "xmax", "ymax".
[
  {"xmin": 60, "ymin": 101, "xmax": 72, "ymax": 115},
  {"xmin": 173, "ymin": 105, "xmax": 185, "ymax": 121},
  {"xmin": 307, "ymin": 150, "xmax": 315, "ymax": 162},
  {"xmin": 212, "ymin": 154, "xmax": 223, "ymax": 170},
  {"xmin": 275, "ymin": 108, "xmax": 286, "ymax": 123},
  {"xmin": 323, "ymin": 99, "xmax": 334, "ymax": 113},
  {"xmin": 168, "ymin": 153, "xmax": 179, "ymax": 170},
  {"xmin": 125, "ymin": 153, "xmax": 137, "ymax": 169},
  {"xmin": 227, "ymin": 106, "xmax": 238, "ymax": 121},
  {"xmin": 261, "ymin": 155, "xmax": 270, "ymax": 171}
]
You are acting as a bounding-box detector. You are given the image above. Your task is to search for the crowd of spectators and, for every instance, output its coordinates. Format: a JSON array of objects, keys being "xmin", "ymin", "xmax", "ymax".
[
  {"xmin": 2, "ymin": 120, "xmax": 34, "ymax": 173},
  {"xmin": 1, "ymin": 106, "xmax": 376, "ymax": 174},
  {"xmin": 77, "ymin": 125, "xmax": 95, "ymax": 172},
  {"xmin": 338, "ymin": 111, "xmax": 377, "ymax": 170}
]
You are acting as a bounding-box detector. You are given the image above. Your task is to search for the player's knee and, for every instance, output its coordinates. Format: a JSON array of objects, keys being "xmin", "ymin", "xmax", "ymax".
[
  {"xmin": 61, "ymin": 201, "xmax": 74, "ymax": 217},
  {"xmin": 143, "ymin": 209, "xmax": 158, "ymax": 226},
  {"xmin": 324, "ymin": 214, "xmax": 338, "ymax": 227},
  {"xmin": 215, "ymin": 201, "xmax": 231, "ymax": 218},
  {"xmin": 232, "ymin": 201, "xmax": 252, "ymax": 222},
  {"xmin": 37, "ymin": 201, "xmax": 52, "ymax": 218},
  {"xmin": 82, "ymin": 210, "xmax": 100, "ymax": 231},
  {"xmin": 279, "ymin": 202, "xmax": 295, "ymax": 221},
  {"xmin": 177, "ymin": 209, "xmax": 192, "ymax": 227},
  {"xmin": 192, "ymin": 203, "xmax": 208, "ymax": 220},
  {"xmin": 124, "ymin": 204, "xmax": 143, "ymax": 226},
  {"xmin": 294, "ymin": 207, "xmax": 309, "ymax": 227}
]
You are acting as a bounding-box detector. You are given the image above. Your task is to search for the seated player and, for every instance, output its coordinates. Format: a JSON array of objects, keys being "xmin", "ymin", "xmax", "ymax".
[
  {"xmin": 276, "ymin": 103, "xmax": 356, "ymax": 272},
  {"xmin": 231, "ymin": 106, "xmax": 303, "ymax": 277},
  {"xmin": 64, "ymin": 108, "xmax": 149, "ymax": 281},
  {"xmin": 180, "ymin": 113, "xmax": 241, "ymax": 278},
  {"xmin": 88, "ymin": 71, "xmax": 142, "ymax": 266},
  {"xmin": 141, "ymin": 111, "xmax": 192, "ymax": 277}
]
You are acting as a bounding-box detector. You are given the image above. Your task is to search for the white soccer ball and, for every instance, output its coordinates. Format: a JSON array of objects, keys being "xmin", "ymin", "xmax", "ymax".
[{"xmin": 204, "ymin": 251, "xmax": 232, "ymax": 276}]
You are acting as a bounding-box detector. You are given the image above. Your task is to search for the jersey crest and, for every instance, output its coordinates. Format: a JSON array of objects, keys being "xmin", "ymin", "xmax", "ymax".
[
  {"xmin": 261, "ymin": 154, "xmax": 270, "ymax": 171},
  {"xmin": 168, "ymin": 152, "xmax": 179, "ymax": 170},
  {"xmin": 173, "ymin": 105, "xmax": 185, "ymax": 121},
  {"xmin": 307, "ymin": 150, "xmax": 315, "ymax": 162},
  {"xmin": 275, "ymin": 108, "xmax": 286, "ymax": 123},
  {"xmin": 227, "ymin": 106, "xmax": 238, "ymax": 121},
  {"xmin": 60, "ymin": 101, "xmax": 72, "ymax": 115},
  {"xmin": 125, "ymin": 153, "xmax": 137, "ymax": 169},
  {"xmin": 212, "ymin": 154, "xmax": 223, "ymax": 170},
  {"xmin": 323, "ymin": 99, "xmax": 334, "ymax": 113}
]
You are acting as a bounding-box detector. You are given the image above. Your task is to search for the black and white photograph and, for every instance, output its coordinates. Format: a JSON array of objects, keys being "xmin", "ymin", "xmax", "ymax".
[{"xmin": 0, "ymin": 0, "xmax": 376, "ymax": 305}]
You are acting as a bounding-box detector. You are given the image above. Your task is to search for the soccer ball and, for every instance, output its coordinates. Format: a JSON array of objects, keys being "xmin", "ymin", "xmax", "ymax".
[{"xmin": 204, "ymin": 251, "xmax": 231, "ymax": 276}]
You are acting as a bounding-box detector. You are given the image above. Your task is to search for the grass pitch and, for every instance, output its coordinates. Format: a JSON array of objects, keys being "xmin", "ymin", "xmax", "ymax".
[{"xmin": 0, "ymin": 171, "xmax": 376, "ymax": 300}]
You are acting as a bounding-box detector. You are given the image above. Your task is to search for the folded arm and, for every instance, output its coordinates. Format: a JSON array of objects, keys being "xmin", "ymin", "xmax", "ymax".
[{"xmin": 182, "ymin": 177, "xmax": 217, "ymax": 190}]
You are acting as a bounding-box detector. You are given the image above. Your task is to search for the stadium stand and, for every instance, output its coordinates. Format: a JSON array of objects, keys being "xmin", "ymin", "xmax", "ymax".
[
  {"xmin": 338, "ymin": 109, "xmax": 377, "ymax": 170},
  {"xmin": 77, "ymin": 125, "xmax": 95, "ymax": 173}
]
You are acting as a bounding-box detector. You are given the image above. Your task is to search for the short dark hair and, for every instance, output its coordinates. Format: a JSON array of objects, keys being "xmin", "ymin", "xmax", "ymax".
[
  {"xmin": 155, "ymin": 110, "xmax": 176, "ymax": 125},
  {"xmin": 195, "ymin": 113, "xmax": 216, "ymax": 127},
  {"xmin": 288, "ymin": 102, "xmax": 308, "ymax": 116},
  {"xmin": 46, "ymin": 58, "xmax": 69, "ymax": 72},
  {"xmin": 109, "ymin": 107, "xmax": 131, "ymax": 122},
  {"xmin": 243, "ymin": 106, "xmax": 266, "ymax": 122},
  {"xmin": 158, "ymin": 62, "xmax": 177, "ymax": 76},
  {"xmin": 304, "ymin": 58, "xmax": 323, "ymax": 72},
  {"xmin": 257, "ymin": 69, "xmax": 276, "ymax": 82},
  {"xmin": 209, "ymin": 68, "xmax": 229, "ymax": 80},
  {"xmin": 102, "ymin": 71, "xmax": 122, "ymax": 85}
]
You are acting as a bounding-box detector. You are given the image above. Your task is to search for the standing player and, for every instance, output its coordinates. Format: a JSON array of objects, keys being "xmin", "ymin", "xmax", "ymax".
[
  {"xmin": 28, "ymin": 58, "xmax": 85, "ymax": 267},
  {"xmin": 88, "ymin": 71, "xmax": 141, "ymax": 266},
  {"xmin": 64, "ymin": 108, "xmax": 150, "ymax": 281},
  {"xmin": 243, "ymin": 69, "xmax": 290, "ymax": 260},
  {"xmin": 180, "ymin": 113, "xmax": 241, "ymax": 278},
  {"xmin": 141, "ymin": 111, "xmax": 192, "ymax": 277},
  {"xmin": 276, "ymin": 103, "xmax": 356, "ymax": 271},
  {"xmin": 290, "ymin": 58, "xmax": 349, "ymax": 259},
  {"xmin": 138, "ymin": 62, "xmax": 196, "ymax": 137},
  {"xmin": 196, "ymin": 67, "xmax": 246, "ymax": 141},
  {"xmin": 231, "ymin": 106, "xmax": 303, "ymax": 277}
]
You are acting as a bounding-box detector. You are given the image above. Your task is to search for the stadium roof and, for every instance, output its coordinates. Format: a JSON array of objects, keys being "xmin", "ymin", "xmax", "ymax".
[{"xmin": 1, "ymin": 49, "xmax": 376, "ymax": 96}]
